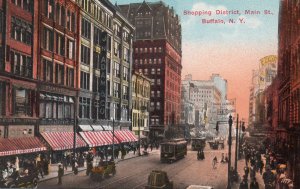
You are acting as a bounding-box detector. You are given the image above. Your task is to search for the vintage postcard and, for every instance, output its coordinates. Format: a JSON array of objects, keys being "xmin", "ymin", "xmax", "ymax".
[{"xmin": 0, "ymin": 0, "xmax": 298, "ymax": 189}]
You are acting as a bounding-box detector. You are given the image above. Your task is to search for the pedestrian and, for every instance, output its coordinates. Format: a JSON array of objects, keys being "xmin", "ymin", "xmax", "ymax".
[
  {"xmin": 239, "ymin": 176, "xmax": 249, "ymax": 189},
  {"xmin": 58, "ymin": 164, "xmax": 64, "ymax": 185},
  {"xmin": 250, "ymin": 177, "xmax": 259, "ymax": 189},
  {"xmin": 244, "ymin": 166, "xmax": 249, "ymax": 179},
  {"xmin": 133, "ymin": 146, "xmax": 136, "ymax": 155},
  {"xmin": 212, "ymin": 156, "xmax": 218, "ymax": 169},
  {"xmin": 150, "ymin": 143, "xmax": 153, "ymax": 151},
  {"xmin": 63, "ymin": 156, "xmax": 68, "ymax": 171},
  {"xmin": 37, "ymin": 160, "xmax": 44, "ymax": 178},
  {"xmin": 263, "ymin": 166, "xmax": 275, "ymax": 189},
  {"xmin": 74, "ymin": 161, "xmax": 78, "ymax": 175}
]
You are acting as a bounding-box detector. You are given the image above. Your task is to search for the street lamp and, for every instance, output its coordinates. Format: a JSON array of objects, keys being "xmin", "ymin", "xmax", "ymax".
[{"xmin": 227, "ymin": 114, "xmax": 233, "ymax": 189}]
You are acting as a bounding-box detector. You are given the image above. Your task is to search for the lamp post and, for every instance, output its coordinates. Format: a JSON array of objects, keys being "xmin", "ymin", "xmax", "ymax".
[
  {"xmin": 227, "ymin": 115, "xmax": 233, "ymax": 189},
  {"xmin": 234, "ymin": 114, "xmax": 239, "ymax": 174}
]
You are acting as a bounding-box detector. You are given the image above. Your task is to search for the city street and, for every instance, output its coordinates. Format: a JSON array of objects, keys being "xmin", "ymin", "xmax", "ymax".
[{"xmin": 39, "ymin": 143, "xmax": 263, "ymax": 189}]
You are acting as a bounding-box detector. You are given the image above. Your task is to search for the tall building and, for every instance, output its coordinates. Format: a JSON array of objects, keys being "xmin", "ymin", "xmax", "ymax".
[
  {"xmin": 132, "ymin": 72, "xmax": 151, "ymax": 136},
  {"xmin": 118, "ymin": 1, "xmax": 182, "ymax": 139},
  {"xmin": 277, "ymin": 0, "xmax": 300, "ymax": 187},
  {"xmin": 76, "ymin": 0, "xmax": 134, "ymax": 129}
]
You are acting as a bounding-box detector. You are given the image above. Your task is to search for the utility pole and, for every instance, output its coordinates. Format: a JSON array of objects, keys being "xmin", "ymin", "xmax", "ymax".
[
  {"xmin": 234, "ymin": 114, "xmax": 239, "ymax": 174},
  {"xmin": 112, "ymin": 118, "xmax": 115, "ymax": 161},
  {"xmin": 227, "ymin": 115, "xmax": 233, "ymax": 189}
]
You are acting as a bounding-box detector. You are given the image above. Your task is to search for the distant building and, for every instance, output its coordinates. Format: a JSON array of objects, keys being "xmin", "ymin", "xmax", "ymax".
[
  {"xmin": 180, "ymin": 83, "xmax": 195, "ymax": 125},
  {"xmin": 118, "ymin": 1, "xmax": 182, "ymax": 140},
  {"xmin": 182, "ymin": 75, "xmax": 222, "ymax": 127},
  {"xmin": 248, "ymin": 55, "xmax": 277, "ymax": 128}
]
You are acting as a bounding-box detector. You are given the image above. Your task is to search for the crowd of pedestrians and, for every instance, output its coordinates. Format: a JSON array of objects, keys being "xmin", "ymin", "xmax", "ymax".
[{"xmin": 238, "ymin": 142, "xmax": 294, "ymax": 189}]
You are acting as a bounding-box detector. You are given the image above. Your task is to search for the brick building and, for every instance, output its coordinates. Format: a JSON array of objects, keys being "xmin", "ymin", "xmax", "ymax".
[
  {"xmin": 0, "ymin": 0, "xmax": 39, "ymax": 138},
  {"xmin": 278, "ymin": 0, "xmax": 300, "ymax": 187},
  {"xmin": 118, "ymin": 1, "xmax": 182, "ymax": 139},
  {"xmin": 37, "ymin": 0, "xmax": 80, "ymax": 133}
]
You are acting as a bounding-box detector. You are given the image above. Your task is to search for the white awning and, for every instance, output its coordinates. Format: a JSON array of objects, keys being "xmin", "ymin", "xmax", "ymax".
[
  {"xmin": 91, "ymin": 125, "xmax": 104, "ymax": 131},
  {"xmin": 102, "ymin": 125, "xmax": 113, "ymax": 131},
  {"xmin": 79, "ymin": 125, "xmax": 93, "ymax": 131}
]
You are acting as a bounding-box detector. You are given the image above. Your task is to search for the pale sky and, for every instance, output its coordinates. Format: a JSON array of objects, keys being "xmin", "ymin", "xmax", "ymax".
[{"xmin": 112, "ymin": 0, "xmax": 280, "ymax": 121}]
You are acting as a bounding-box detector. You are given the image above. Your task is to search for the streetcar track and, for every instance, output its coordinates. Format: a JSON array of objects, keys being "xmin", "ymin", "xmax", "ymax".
[{"xmin": 100, "ymin": 152, "xmax": 195, "ymax": 189}]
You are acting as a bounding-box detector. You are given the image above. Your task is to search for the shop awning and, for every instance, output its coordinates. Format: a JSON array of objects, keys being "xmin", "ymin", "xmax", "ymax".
[
  {"xmin": 0, "ymin": 137, "xmax": 47, "ymax": 157},
  {"xmin": 79, "ymin": 131, "xmax": 119, "ymax": 147},
  {"xmin": 114, "ymin": 130, "xmax": 138, "ymax": 143},
  {"xmin": 41, "ymin": 132, "xmax": 86, "ymax": 151},
  {"xmin": 79, "ymin": 125, "xmax": 93, "ymax": 131}
]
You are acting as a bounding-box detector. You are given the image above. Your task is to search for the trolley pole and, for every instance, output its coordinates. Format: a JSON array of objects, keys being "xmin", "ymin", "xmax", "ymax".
[{"xmin": 227, "ymin": 115, "xmax": 233, "ymax": 189}]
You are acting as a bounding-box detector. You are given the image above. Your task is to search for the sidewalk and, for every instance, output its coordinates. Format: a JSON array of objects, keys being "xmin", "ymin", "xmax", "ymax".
[{"xmin": 39, "ymin": 149, "xmax": 160, "ymax": 182}]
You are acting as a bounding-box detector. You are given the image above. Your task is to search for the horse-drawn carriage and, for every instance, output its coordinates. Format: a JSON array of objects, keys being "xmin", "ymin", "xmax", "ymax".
[{"xmin": 90, "ymin": 160, "xmax": 116, "ymax": 181}]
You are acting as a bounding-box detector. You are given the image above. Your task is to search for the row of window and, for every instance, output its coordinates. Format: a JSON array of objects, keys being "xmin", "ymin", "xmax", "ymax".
[
  {"xmin": 150, "ymin": 101, "xmax": 161, "ymax": 110},
  {"xmin": 10, "ymin": 50, "xmax": 32, "ymax": 78},
  {"xmin": 132, "ymin": 99, "xmax": 149, "ymax": 111},
  {"xmin": 39, "ymin": 93, "xmax": 74, "ymax": 119},
  {"xmin": 151, "ymin": 90, "xmax": 161, "ymax": 98},
  {"xmin": 113, "ymin": 62, "xmax": 129, "ymax": 81},
  {"xmin": 167, "ymin": 81, "xmax": 179, "ymax": 92},
  {"xmin": 134, "ymin": 47, "xmax": 162, "ymax": 53},
  {"xmin": 43, "ymin": 59, "xmax": 74, "ymax": 87},
  {"xmin": 43, "ymin": 0, "xmax": 76, "ymax": 32},
  {"xmin": 79, "ymin": 97, "xmax": 128, "ymax": 121},
  {"xmin": 12, "ymin": 0, "xmax": 32, "ymax": 13},
  {"xmin": 150, "ymin": 79, "xmax": 161, "ymax": 85},
  {"xmin": 150, "ymin": 118, "xmax": 160, "ymax": 125},
  {"xmin": 191, "ymin": 90, "xmax": 212, "ymax": 94},
  {"xmin": 135, "ymin": 58, "xmax": 162, "ymax": 65},
  {"xmin": 42, "ymin": 27, "xmax": 75, "ymax": 59},
  {"xmin": 132, "ymin": 81, "xmax": 150, "ymax": 98},
  {"xmin": 79, "ymin": 0, "xmax": 112, "ymax": 28},
  {"xmin": 138, "ymin": 68, "xmax": 161, "ymax": 75},
  {"xmin": 11, "ymin": 16, "xmax": 32, "ymax": 45}
]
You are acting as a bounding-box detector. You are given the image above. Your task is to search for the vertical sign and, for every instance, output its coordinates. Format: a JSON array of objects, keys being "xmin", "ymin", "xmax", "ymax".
[{"xmin": 99, "ymin": 32, "xmax": 107, "ymax": 119}]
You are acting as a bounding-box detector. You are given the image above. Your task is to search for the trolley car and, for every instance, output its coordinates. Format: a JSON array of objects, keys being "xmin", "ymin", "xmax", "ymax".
[{"xmin": 160, "ymin": 138, "xmax": 187, "ymax": 163}]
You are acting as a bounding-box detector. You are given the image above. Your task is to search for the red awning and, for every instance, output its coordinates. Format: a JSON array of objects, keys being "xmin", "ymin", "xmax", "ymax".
[
  {"xmin": 41, "ymin": 132, "xmax": 86, "ymax": 151},
  {"xmin": 79, "ymin": 131, "xmax": 119, "ymax": 147},
  {"xmin": 114, "ymin": 130, "xmax": 138, "ymax": 143},
  {"xmin": 0, "ymin": 137, "xmax": 47, "ymax": 157}
]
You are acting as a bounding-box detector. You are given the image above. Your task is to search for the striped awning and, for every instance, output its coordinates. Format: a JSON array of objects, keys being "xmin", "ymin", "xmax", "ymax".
[
  {"xmin": 0, "ymin": 137, "xmax": 47, "ymax": 157},
  {"xmin": 114, "ymin": 130, "xmax": 138, "ymax": 143},
  {"xmin": 41, "ymin": 132, "xmax": 86, "ymax": 151},
  {"xmin": 79, "ymin": 131, "xmax": 119, "ymax": 147}
]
